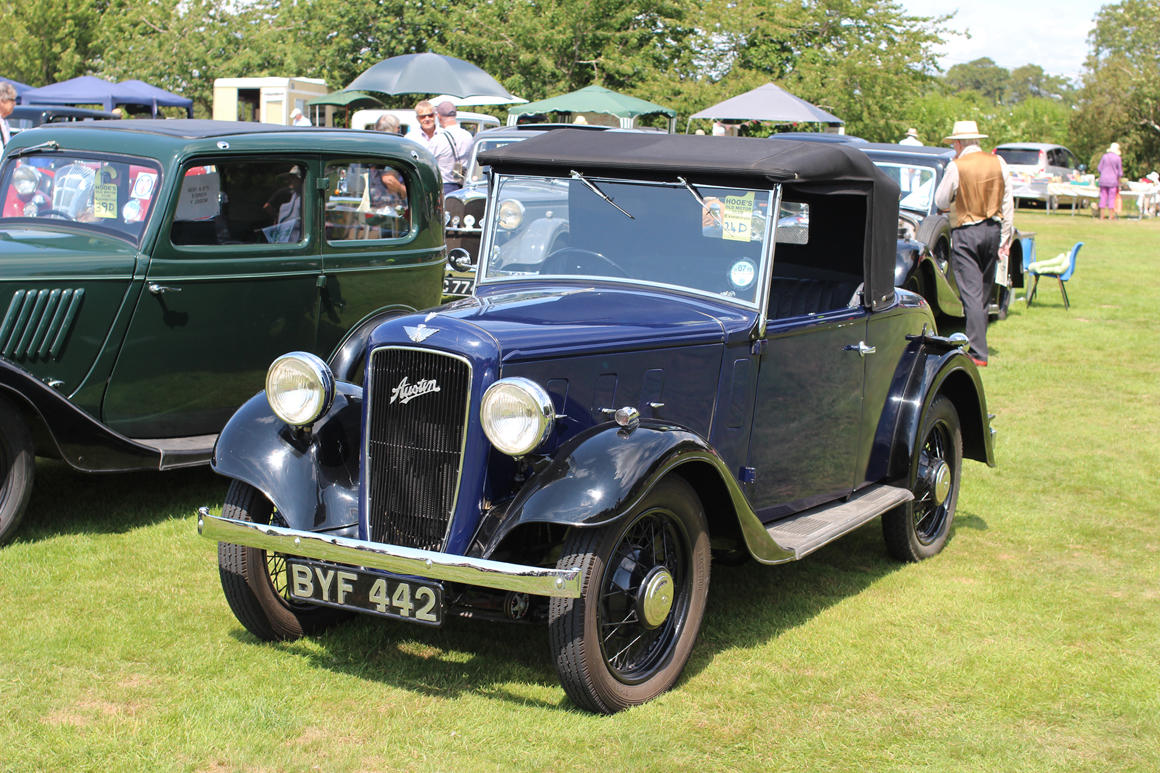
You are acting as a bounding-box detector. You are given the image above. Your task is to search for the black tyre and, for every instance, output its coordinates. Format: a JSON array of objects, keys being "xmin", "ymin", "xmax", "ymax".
[
  {"xmin": 0, "ymin": 395, "xmax": 35, "ymax": 546},
  {"xmin": 217, "ymin": 480, "xmax": 349, "ymax": 641},
  {"xmin": 915, "ymin": 215, "xmax": 950, "ymax": 263},
  {"xmin": 990, "ymin": 285, "xmax": 1012, "ymax": 321},
  {"xmin": 883, "ymin": 395, "xmax": 962, "ymax": 562},
  {"xmin": 549, "ymin": 476, "xmax": 710, "ymax": 714}
]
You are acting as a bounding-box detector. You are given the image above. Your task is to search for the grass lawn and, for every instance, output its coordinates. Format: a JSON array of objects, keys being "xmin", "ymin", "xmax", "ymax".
[{"xmin": 1, "ymin": 210, "xmax": 1158, "ymax": 772}]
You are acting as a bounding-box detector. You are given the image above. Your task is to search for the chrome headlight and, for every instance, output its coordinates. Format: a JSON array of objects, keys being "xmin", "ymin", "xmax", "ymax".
[
  {"xmin": 496, "ymin": 199, "xmax": 525, "ymax": 230},
  {"xmin": 265, "ymin": 352, "xmax": 335, "ymax": 427},
  {"xmin": 481, "ymin": 377, "xmax": 554, "ymax": 456},
  {"xmin": 12, "ymin": 166, "xmax": 40, "ymax": 197}
]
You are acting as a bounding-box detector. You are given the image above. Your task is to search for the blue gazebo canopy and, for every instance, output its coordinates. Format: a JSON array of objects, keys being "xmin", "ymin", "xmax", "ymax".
[{"xmin": 22, "ymin": 76, "xmax": 192, "ymax": 117}]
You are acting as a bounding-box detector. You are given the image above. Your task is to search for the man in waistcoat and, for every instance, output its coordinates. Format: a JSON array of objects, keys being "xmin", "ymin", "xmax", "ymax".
[{"xmin": 934, "ymin": 120, "xmax": 1013, "ymax": 367}]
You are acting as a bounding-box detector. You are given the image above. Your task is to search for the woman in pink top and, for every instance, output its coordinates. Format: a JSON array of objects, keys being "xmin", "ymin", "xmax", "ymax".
[{"xmin": 1097, "ymin": 142, "xmax": 1124, "ymax": 220}]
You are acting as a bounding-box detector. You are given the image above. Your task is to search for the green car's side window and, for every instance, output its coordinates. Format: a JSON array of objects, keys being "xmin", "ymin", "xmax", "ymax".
[
  {"xmin": 170, "ymin": 160, "xmax": 307, "ymax": 247},
  {"xmin": 323, "ymin": 160, "xmax": 411, "ymax": 243}
]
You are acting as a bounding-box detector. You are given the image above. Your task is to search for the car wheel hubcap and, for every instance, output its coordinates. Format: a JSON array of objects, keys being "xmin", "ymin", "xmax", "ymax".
[
  {"xmin": 637, "ymin": 566, "xmax": 674, "ymax": 630},
  {"xmin": 929, "ymin": 459, "xmax": 951, "ymax": 506}
]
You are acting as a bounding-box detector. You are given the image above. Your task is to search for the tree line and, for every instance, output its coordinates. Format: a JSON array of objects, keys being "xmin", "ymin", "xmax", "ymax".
[{"xmin": 1, "ymin": 0, "xmax": 1155, "ymax": 176}]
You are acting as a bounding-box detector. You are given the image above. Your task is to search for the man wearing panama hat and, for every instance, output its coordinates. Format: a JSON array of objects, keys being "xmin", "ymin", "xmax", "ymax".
[{"xmin": 934, "ymin": 120, "xmax": 1013, "ymax": 367}]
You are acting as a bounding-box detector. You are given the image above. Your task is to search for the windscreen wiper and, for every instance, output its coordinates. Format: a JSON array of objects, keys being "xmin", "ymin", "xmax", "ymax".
[
  {"xmin": 12, "ymin": 140, "xmax": 61, "ymax": 157},
  {"xmin": 569, "ymin": 170, "xmax": 633, "ymax": 219},
  {"xmin": 679, "ymin": 176, "xmax": 722, "ymax": 227}
]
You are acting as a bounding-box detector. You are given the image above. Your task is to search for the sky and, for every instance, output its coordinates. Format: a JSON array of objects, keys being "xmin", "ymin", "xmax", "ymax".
[{"xmin": 898, "ymin": 0, "xmax": 1110, "ymax": 83}]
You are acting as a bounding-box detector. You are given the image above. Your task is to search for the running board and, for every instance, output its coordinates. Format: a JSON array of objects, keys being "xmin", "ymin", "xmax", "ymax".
[
  {"xmin": 765, "ymin": 484, "xmax": 913, "ymax": 560},
  {"xmin": 132, "ymin": 434, "xmax": 217, "ymax": 470}
]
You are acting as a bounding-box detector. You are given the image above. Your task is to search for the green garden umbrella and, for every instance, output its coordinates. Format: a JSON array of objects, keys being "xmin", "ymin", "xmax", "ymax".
[{"xmin": 506, "ymin": 85, "xmax": 676, "ymax": 131}]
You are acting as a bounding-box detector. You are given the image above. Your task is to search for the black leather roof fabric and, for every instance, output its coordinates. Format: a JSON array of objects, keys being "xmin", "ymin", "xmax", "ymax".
[
  {"xmin": 480, "ymin": 130, "xmax": 901, "ymax": 311},
  {"xmin": 478, "ymin": 129, "xmax": 880, "ymax": 186}
]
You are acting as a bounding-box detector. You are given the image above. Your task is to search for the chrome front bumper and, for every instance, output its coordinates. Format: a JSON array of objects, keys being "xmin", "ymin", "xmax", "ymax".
[{"xmin": 197, "ymin": 508, "xmax": 582, "ymax": 598}]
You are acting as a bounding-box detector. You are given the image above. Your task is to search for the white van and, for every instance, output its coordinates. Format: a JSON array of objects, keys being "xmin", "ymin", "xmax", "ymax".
[{"xmin": 350, "ymin": 109, "xmax": 501, "ymax": 136}]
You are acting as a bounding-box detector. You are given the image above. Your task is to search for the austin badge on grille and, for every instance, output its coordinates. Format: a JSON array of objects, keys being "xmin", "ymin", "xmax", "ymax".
[{"xmin": 390, "ymin": 376, "xmax": 442, "ymax": 404}]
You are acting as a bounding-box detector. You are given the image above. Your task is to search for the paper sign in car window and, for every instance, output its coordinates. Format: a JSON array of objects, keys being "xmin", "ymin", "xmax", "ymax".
[
  {"xmin": 93, "ymin": 181, "xmax": 119, "ymax": 219},
  {"xmin": 131, "ymin": 172, "xmax": 157, "ymax": 200},
  {"xmin": 722, "ymin": 192, "xmax": 755, "ymax": 242},
  {"xmin": 175, "ymin": 171, "xmax": 221, "ymax": 221}
]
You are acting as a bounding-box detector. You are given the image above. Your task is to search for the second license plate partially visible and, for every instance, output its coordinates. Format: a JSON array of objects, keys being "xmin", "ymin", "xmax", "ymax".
[{"xmin": 287, "ymin": 559, "xmax": 443, "ymax": 626}]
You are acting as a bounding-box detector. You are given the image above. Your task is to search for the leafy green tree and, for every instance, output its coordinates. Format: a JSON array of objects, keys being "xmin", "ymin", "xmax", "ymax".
[
  {"xmin": 1007, "ymin": 64, "xmax": 1075, "ymax": 105},
  {"xmin": 944, "ymin": 57, "xmax": 1010, "ymax": 104},
  {"xmin": 95, "ymin": 0, "xmax": 286, "ymax": 116},
  {"xmin": 1070, "ymin": 0, "xmax": 1160, "ymax": 176},
  {"xmin": 0, "ymin": 0, "xmax": 103, "ymax": 86}
]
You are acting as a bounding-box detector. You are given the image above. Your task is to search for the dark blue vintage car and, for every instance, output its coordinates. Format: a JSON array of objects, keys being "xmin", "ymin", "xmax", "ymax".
[{"xmin": 199, "ymin": 130, "xmax": 996, "ymax": 714}]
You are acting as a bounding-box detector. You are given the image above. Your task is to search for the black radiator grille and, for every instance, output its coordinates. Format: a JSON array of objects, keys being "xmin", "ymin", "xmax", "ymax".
[{"xmin": 366, "ymin": 347, "xmax": 471, "ymax": 550}]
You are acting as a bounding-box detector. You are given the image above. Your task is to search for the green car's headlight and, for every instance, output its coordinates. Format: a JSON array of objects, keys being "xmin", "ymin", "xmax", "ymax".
[
  {"xmin": 265, "ymin": 352, "xmax": 335, "ymax": 427},
  {"xmin": 481, "ymin": 377, "xmax": 555, "ymax": 456},
  {"xmin": 496, "ymin": 199, "xmax": 525, "ymax": 230}
]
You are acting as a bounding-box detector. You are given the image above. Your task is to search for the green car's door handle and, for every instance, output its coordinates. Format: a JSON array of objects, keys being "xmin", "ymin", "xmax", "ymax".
[{"xmin": 148, "ymin": 283, "xmax": 181, "ymax": 295}]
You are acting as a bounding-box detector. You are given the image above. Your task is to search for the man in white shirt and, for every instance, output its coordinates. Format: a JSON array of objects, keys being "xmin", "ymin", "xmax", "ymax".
[
  {"xmin": 435, "ymin": 101, "xmax": 474, "ymax": 194},
  {"xmin": 405, "ymin": 100, "xmax": 459, "ymax": 195},
  {"xmin": 0, "ymin": 83, "xmax": 16, "ymax": 150},
  {"xmin": 899, "ymin": 128, "xmax": 923, "ymax": 146},
  {"xmin": 290, "ymin": 108, "xmax": 311, "ymax": 127}
]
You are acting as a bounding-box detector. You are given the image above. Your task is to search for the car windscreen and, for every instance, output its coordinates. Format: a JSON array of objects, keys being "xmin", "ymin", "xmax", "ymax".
[
  {"xmin": 0, "ymin": 153, "xmax": 162, "ymax": 245},
  {"xmin": 995, "ymin": 148, "xmax": 1042, "ymax": 166},
  {"xmin": 481, "ymin": 174, "xmax": 774, "ymax": 307},
  {"xmin": 873, "ymin": 162, "xmax": 938, "ymax": 213}
]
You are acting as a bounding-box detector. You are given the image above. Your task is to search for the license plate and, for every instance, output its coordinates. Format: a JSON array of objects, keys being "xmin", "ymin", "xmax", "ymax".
[
  {"xmin": 286, "ymin": 559, "xmax": 443, "ymax": 626},
  {"xmin": 443, "ymin": 277, "xmax": 473, "ymax": 295}
]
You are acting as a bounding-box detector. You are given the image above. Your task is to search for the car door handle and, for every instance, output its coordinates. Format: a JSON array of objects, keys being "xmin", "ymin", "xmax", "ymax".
[
  {"xmin": 148, "ymin": 283, "xmax": 181, "ymax": 295},
  {"xmin": 844, "ymin": 341, "xmax": 876, "ymax": 356}
]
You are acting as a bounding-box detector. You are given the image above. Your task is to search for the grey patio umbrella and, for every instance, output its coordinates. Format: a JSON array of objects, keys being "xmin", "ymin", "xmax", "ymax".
[{"xmin": 346, "ymin": 53, "xmax": 513, "ymax": 100}]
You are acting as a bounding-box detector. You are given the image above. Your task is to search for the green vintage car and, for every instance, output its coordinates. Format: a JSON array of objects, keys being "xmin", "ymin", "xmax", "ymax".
[{"xmin": 0, "ymin": 120, "xmax": 446, "ymax": 544}]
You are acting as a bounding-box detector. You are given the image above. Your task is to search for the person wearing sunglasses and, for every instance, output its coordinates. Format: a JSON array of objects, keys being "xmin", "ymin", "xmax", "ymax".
[{"xmin": 405, "ymin": 99, "xmax": 460, "ymax": 195}]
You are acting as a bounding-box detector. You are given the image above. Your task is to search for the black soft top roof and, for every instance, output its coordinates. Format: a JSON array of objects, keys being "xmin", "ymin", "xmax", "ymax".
[
  {"xmin": 480, "ymin": 129, "xmax": 902, "ymax": 311},
  {"xmin": 479, "ymin": 129, "xmax": 885, "ymax": 187}
]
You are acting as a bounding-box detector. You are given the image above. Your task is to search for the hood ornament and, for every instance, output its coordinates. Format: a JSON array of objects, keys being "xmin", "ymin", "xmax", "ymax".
[{"xmin": 405, "ymin": 323, "xmax": 439, "ymax": 343}]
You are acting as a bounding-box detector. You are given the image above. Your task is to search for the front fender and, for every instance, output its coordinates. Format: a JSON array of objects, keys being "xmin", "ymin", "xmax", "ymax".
[
  {"xmin": 211, "ymin": 382, "xmax": 363, "ymax": 535},
  {"xmin": 475, "ymin": 420, "xmax": 795, "ymax": 564}
]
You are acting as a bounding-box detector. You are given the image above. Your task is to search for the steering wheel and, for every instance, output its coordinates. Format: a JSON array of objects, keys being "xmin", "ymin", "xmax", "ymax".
[
  {"xmin": 39, "ymin": 209, "xmax": 76, "ymax": 221},
  {"xmin": 541, "ymin": 248, "xmax": 629, "ymax": 278}
]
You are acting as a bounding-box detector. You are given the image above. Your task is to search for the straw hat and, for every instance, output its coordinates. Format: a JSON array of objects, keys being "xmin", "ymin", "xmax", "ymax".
[
  {"xmin": 905, "ymin": 128, "xmax": 919, "ymax": 138},
  {"xmin": 943, "ymin": 120, "xmax": 988, "ymax": 141},
  {"xmin": 1107, "ymin": 142, "xmax": 1121, "ymax": 155}
]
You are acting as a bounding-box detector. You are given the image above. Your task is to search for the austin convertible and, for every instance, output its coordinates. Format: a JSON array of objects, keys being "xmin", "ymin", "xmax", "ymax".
[{"xmin": 199, "ymin": 130, "xmax": 996, "ymax": 713}]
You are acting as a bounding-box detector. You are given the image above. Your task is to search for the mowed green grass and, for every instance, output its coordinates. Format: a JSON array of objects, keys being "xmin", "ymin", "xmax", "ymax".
[{"xmin": 1, "ymin": 210, "xmax": 1157, "ymax": 772}]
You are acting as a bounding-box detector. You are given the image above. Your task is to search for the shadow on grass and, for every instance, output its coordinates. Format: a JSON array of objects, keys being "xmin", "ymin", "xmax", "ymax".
[
  {"xmin": 233, "ymin": 517, "xmax": 981, "ymax": 714},
  {"xmin": 11, "ymin": 458, "xmax": 228, "ymax": 544}
]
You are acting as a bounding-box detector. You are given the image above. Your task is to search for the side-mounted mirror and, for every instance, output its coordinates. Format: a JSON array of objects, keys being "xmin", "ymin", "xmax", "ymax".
[
  {"xmin": 447, "ymin": 247, "xmax": 475, "ymax": 273},
  {"xmin": 948, "ymin": 332, "xmax": 970, "ymax": 350}
]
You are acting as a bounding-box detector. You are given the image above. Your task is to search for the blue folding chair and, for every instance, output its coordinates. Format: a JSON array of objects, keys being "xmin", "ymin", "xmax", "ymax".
[{"xmin": 1027, "ymin": 241, "xmax": 1082, "ymax": 310}]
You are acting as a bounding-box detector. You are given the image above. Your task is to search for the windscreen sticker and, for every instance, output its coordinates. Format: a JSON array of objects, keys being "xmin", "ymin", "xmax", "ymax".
[
  {"xmin": 131, "ymin": 172, "xmax": 157, "ymax": 200},
  {"xmin": 93, "ymin": 182, "xmax": 119, "ymax": 219},
  {"xmin": 722, "ymin": 192, "xmax": 756, "ymax": 242}
]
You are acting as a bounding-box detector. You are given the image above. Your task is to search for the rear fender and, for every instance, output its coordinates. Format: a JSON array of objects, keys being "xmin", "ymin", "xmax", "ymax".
[
  {"xmin": 473, "ymin": 421, "xmax": 795, "ymax": 564},
  {"xmin": 887, "ymin": 344, "xmax": 995, "ymax": 484},
  {"xmin": 211, "ymin": 382, "xmax": 363, "ymax": 535}
]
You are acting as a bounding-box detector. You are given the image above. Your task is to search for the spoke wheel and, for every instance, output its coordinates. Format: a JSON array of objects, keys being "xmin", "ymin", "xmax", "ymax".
[
  {"xmin": 550, "ymin": 477, "xmax": 709, "ymax": 713},
  {"xmin": 217, "ymin": 480, "xmax": 348, "ymax": 641},
  {"xmin": 0, "ymin": 396, "xmax": 34, "ymax": 546},
  {"xmin": 883, "ymin": 395, "xmax": 962, "ymax": 562}
]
